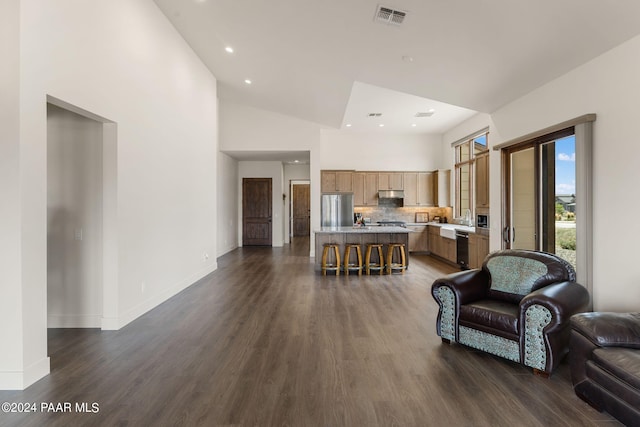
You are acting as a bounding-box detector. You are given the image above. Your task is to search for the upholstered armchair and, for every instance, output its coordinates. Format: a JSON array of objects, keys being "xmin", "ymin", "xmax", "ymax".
[
  {"xmin": 431, "ymin": 249, "xmax": 590, "ymax": 376},
  {"xmin": 569, "ymin": 312, "xmax": 640, "ymax": 425}
]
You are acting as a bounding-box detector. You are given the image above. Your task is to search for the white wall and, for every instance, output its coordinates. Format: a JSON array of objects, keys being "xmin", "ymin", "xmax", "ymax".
[
  {"xmin": 445, "ymin": 35, "xmax": 640, "ymax": 311},
  {"xmin": 2, "ymin": 0, "xmax": 219, "ymax": 390},
  {"xmin": 47, "ymin": 105, "xmax": 104, "ymax": 328},
  {"xmin": 217, "ymin": 152, "xmax": 239, "ymax": 256},
  {"xmin": 319, "ymin": 130, "xmax": 443, "ymax": 171},
  {"xmin": 220, "ymin": 102, "xmax": 322, "ymax": 152},
  {"xmin": 284, "ymin": 165, "xmax": 311, "ymax": 243},
  {"xmin": 238, "ymin": 162, "xmax": 285, "ymax": 247},
  {"xmin": 0, "ymin": 0, "xmax": 25, "ymax": 390}
]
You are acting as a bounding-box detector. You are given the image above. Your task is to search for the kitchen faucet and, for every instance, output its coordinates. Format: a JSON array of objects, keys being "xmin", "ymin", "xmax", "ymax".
[{"xmin": 464, "ymin": 209, "xmax": 472, "ymax": 226}]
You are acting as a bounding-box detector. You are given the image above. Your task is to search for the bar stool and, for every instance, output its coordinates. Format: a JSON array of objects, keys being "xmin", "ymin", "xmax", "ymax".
[
  {"xmin": 343, "ymin": 244, "xmax": 363, "ymax": 276},
  {"xmin": 386, "ymin": 243, "xmax": 407, "ymax": 274},
  {"xmin": 321, "ymin": 243, "xmax": 341, "ymax": 276},
  {"xmin": 365, "ymin": 243, "xmax": 385, "ymax": 275}
]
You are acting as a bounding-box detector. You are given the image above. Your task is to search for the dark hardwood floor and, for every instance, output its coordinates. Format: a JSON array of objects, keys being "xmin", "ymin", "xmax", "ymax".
[{"xmin": 0, "ymin": 238, "xmax": 620, "ymax": 426}]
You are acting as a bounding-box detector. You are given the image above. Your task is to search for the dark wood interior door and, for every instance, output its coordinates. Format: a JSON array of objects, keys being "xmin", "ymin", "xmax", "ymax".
[
  {"xmin": 243, "ymin": 178, "xmax": 272, "ymax": 246},
  {"xmin": 292, "ymin": 184, "xmax": 310, "ymax": 237}
]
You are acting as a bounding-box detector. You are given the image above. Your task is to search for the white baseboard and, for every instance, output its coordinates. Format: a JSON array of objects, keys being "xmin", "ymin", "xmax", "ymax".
[
  {"xmin": 0, "ymin": 357, "xmax": 50, "ymax": 390},
  {"xmin": 111, "ymin": 263, "xmax": 218, "ymax": 330}
]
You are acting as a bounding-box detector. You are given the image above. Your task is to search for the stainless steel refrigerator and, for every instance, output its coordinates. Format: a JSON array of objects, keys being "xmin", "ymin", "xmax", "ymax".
[{"xmin": 321, "ymin": 193, "xmax": 354, "ymax": 227}]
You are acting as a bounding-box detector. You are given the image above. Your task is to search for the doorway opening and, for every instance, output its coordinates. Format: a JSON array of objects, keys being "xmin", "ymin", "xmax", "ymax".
[
  {"xmin": 46, "ymin": 96, "xmax": 118, "ymax": 330},
  {"xmin": 290, "ymin": 180, "xmax": 311, "ymax": 253}
]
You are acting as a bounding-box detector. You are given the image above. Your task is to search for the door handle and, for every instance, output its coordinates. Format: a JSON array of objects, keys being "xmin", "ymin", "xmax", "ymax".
[
  {"xmin": 503, "ymin": 226, "xmax": 510, "ymax": 243},
  {"xmin": 512, "ymin": 227, "xmax": 516, "ymax": 242}
]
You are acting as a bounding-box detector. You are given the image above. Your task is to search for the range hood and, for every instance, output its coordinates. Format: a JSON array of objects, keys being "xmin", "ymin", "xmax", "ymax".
[
  {"xmin": 378, "ymin": 190, "xmax": 404, "ymax": 199},
  {"xmin": 377, "ymin": 190, "xmax": 404, "ymax": 207}
]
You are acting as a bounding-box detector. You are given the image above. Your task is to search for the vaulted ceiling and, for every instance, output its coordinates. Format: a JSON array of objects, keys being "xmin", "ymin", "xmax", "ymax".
[{"xmin": 154, "ymin": 0, "xmax": 640, "ymax": 133}]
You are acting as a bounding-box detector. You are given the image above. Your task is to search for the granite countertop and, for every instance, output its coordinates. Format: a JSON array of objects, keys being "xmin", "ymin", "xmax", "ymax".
[{"xmin": 315, "ymin": 226, "xmax": 411, "ymax": 234}]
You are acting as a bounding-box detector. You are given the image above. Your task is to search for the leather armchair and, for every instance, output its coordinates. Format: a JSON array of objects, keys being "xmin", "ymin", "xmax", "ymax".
[
  {"xmin": 569, "ymin": 312, "xmax": 640, "ymax": 425},
  {"xmin": 432, "ymin": 249, "xmax": 590, "ymax": 376}
]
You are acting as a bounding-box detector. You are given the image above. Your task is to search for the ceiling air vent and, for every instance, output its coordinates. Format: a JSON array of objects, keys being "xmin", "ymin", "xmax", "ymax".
[
  {"xmin": 367, "ymin": 113, "xmax": 383, "ymax": 117},
  {"xmin": 415, "ymin": 111, "xmax": 435, "ymax": 118},
  {"xmin": 375, "ymin": 5, "xmax": 407, "ymax": 26}
]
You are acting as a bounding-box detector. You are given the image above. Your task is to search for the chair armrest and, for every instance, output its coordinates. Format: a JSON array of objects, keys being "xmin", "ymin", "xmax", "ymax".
[
  {"xmin": 520, "ymin": 281, "xmax": 590, "ymax": 329},
  {"xmin": 570, "ymin": 312, "xmax": 640, "ymax": 349},
  {"xmin": 431, "ymin": 268, "xmax": 490, "ymax": 305}
]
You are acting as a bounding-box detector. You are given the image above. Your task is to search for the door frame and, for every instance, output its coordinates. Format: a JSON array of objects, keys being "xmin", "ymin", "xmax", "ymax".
[
  {"xmin": 46, "ymin": 96, "xmax": 119, "ymax": 331},
  {"xmin": 290, "ymin": 180, "xmax": 311, "ymax": 240}
]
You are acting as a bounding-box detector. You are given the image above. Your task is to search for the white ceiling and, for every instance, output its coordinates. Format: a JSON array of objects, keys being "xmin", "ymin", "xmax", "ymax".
[{"xmin": 154, "ymin": 0, "xmax": 640, "ymax": 143}]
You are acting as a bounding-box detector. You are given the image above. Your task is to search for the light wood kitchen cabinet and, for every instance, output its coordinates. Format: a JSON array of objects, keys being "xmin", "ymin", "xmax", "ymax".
[
  {"xmin": 403, "ymin": 172, "xmax": 435, "ymax": 207},
  {"xmin": 378, "ymin": 172, "xmax": 403, "ymax": 190},
  {"xmin": 428, "ymin": 225, "xmax": 456, "ymax": 263},
  {"xmin": 469, "ymin": 232, "xmax": 490, "ymax": 268},
  {"xmin": 352, "ymin": 172, "xmax": 378, "ymax": 206},
  {"xmin": 475, "ymin": 153, "xmax": 489, "ymax": 208},
  {"xmin": 434, "ymin": 169, "xmax": 451, "ymax": 207},
  {"xmin": 407, "ymin": 225, "xmax": 428, "ymax": 252},
  {"xmin": 321, "ymin": 170, "xmax": 353, "ymax": 193}
]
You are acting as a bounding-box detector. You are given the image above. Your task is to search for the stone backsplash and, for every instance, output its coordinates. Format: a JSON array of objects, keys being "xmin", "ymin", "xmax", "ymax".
[{"xmin": 354, "ymin": 206, "xmax": 453, "ymax": 224}]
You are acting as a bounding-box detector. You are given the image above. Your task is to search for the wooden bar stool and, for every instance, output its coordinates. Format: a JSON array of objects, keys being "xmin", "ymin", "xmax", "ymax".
[
  {"xmin": 321, "ymin": 243, "xmax": 341, "ymax": 276},
  {"xmin": 386, "ymin": 243, "xmax": 407, "ymax": 274},
  {"xmin": 365, "ymin": 243, "xmax": 385, "ymax": 275},
  {"xmin": 343, "ymin": 244, "xmax": 363, "ymax": 276}
]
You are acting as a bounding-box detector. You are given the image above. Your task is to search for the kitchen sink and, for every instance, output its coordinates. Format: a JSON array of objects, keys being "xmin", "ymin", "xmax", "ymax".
[{"xmin": 439, "ymin": 226, "xmax": 457, "ymax": 240}]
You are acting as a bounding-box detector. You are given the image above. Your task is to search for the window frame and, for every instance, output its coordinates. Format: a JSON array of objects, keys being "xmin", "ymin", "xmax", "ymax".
[{"xmin": 453, "ymin": 130, "xmax": 489, "ymax": 219}]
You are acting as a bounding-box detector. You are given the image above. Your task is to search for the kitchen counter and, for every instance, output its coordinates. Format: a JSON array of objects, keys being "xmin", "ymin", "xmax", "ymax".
[
  {"xmin": 314, "ymin": 226, "xmax": 410, "ymax": 272},
  {"xmin": 315, "ymin": 226, "xmax": 411, "ymax": 234}
]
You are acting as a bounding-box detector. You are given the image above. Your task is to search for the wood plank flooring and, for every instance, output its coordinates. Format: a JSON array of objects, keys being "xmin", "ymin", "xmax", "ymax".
[{"xmin": 0, "ymin": 238, "xmax": 620, "ymax": 426}]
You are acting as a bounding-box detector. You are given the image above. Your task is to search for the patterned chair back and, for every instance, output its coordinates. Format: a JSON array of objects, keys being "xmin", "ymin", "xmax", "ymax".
[{"xmin": 483, "ymin": 250, "xmax": 576, "ymax": 303}]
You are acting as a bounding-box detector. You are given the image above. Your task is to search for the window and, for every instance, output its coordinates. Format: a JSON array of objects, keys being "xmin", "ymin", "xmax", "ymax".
[{"xmin": 454, "ymin": 131, "xmax": 489, "ymax": 219}]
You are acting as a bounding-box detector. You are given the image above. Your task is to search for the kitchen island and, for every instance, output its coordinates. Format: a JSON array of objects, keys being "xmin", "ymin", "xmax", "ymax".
[{"xmin": 314, "ymin": 226, "xmax": 411, "ymax": 272}]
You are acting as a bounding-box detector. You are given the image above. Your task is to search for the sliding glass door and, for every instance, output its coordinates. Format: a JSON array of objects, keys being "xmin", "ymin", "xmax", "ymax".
[{"xmin": 503, "ymin": 130, "xmax": 577, "ymax": 270}]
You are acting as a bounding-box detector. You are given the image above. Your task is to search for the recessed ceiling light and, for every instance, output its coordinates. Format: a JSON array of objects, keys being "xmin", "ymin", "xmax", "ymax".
[
  {"xmin": 379, "ymin": 124, "xmax": 385, "ymax": 127},
  {"xmin": 244, "ymin": 79, "xmax": 252, "ymax": 84},
  {"xmin": 428, "ymin": 108, "xmax": 435, "ymax": 113},
  {"xmin": 346, "ymin": 124, "xmax": 352, "ymax": 127},
  {"xmin": 411, "ymin": 123, "xmax": 417, "ymax": 127},
  {"xmin": 294, "ymin": 160, "xmax": 299, "ymax": 163},
  {"xmin": 225, "ymin": 46, "xmax": 234, "ymax": 53}
]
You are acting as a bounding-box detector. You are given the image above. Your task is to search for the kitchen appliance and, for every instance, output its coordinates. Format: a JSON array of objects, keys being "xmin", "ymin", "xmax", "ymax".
[
  {"xmin": 377, "ymin": 190, "xmax": 404, "ymax": 207},
  {"xmin": 476, "ymin": 214, "xmax": 489, "ymax": 229},
  {"xmin": 321, "ymin": 193, "xmax": 354, "ymax": 227},
  {"xmin": 456, "ymin": 230, "xmax": 470, "ymax": 270}
]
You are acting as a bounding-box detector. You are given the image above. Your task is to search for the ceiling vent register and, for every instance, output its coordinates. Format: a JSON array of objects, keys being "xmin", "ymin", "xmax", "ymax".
[
  {"xmin": 415, "ymin": 111, "xmax": 435, "ymax": 118},
  {"xmin": 375, "ymin": 5, "xmax": 407, "ymax": 26}
]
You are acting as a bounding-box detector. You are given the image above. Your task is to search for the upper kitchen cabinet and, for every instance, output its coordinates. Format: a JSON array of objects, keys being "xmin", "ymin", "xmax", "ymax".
[
  {"xmin": 434, "ymin": 169, "xmax": 451, "ymax": 207},
  {"xmin": 321, "ymin": 170, "xmax": 353, "ymax": 193},
  {"xmin": 353, "ymin": 172, "xmax": 378, "ymax": 206},
  {"xmin": 403, "ymin": 172, "xmax": 435, "ymax": 206},
  {"xmin": 378, "ymin": 172, "xmax": 403, "ymax": 190},
  {"xmin": 475, "ymin": 153, "xmax": 489, "ymax": 208}
]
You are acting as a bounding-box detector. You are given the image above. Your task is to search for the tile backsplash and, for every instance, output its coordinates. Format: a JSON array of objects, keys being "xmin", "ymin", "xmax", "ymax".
[{"xmin": 354, "ymin": 206, "xmax": 453, "ymax": 224}]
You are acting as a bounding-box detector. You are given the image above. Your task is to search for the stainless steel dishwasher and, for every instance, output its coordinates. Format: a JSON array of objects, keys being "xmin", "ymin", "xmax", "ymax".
[{"xmin": 456, "ymin": 230, "xmax": 469, "ymax": 270}]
